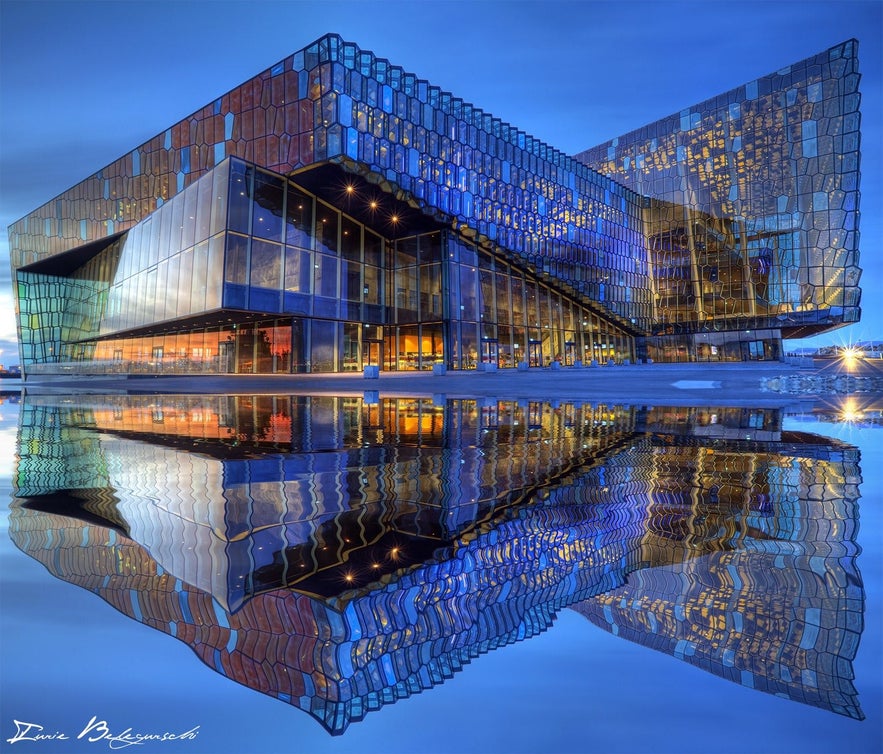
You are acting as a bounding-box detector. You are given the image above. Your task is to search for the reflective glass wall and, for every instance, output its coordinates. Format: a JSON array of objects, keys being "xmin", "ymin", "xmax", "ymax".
[
  {"xmin": 578, "ymin": 40, "xmax": 862, "ymax": 352},
  {"xmin": 11, "ymin": 33, "xmax": 652, "ymax": 378},
  {"xmin": 22, "ymin": 156, "xmax": 635, "ymax": 375},
  {"xmin": 13, "ymin": 35, "xmax": 859, "ymax": 372},
  {"xmin": 100, "ymin": 164, "xmax": 228, "ymax": 333}
]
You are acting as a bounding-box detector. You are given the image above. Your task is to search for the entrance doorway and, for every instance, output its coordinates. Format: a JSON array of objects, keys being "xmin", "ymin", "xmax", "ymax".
[
  {"xmin": 364, "ymin": 339, "xmax": 383, "ymax": 368},
  {"xmin": 481, "ymin": 338, "xmax": 499, "ymax": 367},
  {"xmin": 220, "ymin": 339, "xmax": 235, "ymax": 373},
  {"xmin": 528, "ymin": 339, "xmax": 542, "ymax": 368}
]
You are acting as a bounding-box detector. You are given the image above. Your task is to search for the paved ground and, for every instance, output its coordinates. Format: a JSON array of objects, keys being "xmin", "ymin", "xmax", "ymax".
[{"xmin": 19, "ymin": 359, "xmax": 883, "ymax": 407}]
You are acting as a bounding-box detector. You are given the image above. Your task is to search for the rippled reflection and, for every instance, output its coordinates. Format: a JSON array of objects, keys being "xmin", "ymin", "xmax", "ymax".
[{"xmin": 9, "ymin": 395, "xmax": 864, "ymax": 732}]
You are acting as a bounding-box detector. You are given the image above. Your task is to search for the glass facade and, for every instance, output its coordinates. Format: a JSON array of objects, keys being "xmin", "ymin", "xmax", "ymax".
[
  {"xmin": 18, "ymin": 156, "xmax": 636, "ymax": 375},
  {"xmin": 8, "ymin": 35, "xmax": 862, "ymax": 376},
  {"xmin": 578, "ymin": 40, "xmax": 862, "ymax": 361}
]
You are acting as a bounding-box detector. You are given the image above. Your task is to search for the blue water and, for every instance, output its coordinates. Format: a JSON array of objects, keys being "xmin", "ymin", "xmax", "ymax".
[{"xmin": 0, "ymin": 393, "xmax": 880, "ymax": 754}]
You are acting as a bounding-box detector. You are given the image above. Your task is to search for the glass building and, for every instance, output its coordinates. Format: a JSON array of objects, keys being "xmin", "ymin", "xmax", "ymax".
[
  {"xmin": 578, "ymin": 41, "xmax": 863, "ymax": 362},
  {"xmin": 8, "ymin": 36, "xmax": 862, "ymax": 377}
]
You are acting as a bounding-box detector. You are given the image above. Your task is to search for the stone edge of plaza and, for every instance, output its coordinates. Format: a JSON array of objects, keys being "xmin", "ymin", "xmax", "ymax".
[{"xmin": 8, "ymin": 35, "xmax": 863, "ymax": 379}]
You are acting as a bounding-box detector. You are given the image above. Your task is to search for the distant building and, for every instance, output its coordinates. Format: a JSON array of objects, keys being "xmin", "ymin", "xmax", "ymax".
[
  {"xmin": 854, "ymin": 341, "xmax": 883, "ymax": 357},
  {"xmin": 8, "ymin": 36, "xmax": 862, "ymax": 378}
]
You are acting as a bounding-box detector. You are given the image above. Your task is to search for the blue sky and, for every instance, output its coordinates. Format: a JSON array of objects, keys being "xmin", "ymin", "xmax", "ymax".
[{"xmin": 0, "ymin": 0, "xmax": 880, "ymax": 366}]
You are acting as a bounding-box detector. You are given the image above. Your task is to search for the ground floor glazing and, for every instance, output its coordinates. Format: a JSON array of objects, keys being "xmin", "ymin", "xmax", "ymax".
[
  {"xmin": 47, "ymin": 313, "xmax": 637, "ymax": 375},
  {"xmin": 640, "ymin": 329, "xmax": 783, "ymax": 363}
]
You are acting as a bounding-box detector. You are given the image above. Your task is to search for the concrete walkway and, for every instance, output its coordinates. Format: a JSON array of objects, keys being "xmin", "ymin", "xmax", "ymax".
[{"xmin": 21, "ymin": 360, "xmax": 883, "ymax": 407}]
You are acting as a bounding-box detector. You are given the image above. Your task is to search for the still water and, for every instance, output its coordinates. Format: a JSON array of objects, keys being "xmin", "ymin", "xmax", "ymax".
[{"xmin": 0, "ymin": 392, "xmax": 880, "ymax": 754}]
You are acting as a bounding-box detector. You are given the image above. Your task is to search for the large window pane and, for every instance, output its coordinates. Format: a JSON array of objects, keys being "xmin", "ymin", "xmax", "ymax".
[
  {"xmin": 526, "ymin": 280, "xmax": 539, "ymax": 326},
  {"xmin": 190, "ymin": 241, "xmax": 208, "ymax": 312},
  {"xmin": 396, "ymin": 236, "xmax": 418, "ymax": 268},
  {"xmin": 340, "ymin": 217, "xmax": 361, "ymax": 261},
  {"xmin": 419, "ymin": 231, "xmax": 442, "ymax": 263},
  {"xmin": 251, "ymin": 170, "xmax": 284, "ymax": 241},
  {"xmin": 395, "ymin": 266, "xmax": 418, "ymax": 323},
  {"xmin": 538, "ymin": 286, "xmax": 551, "ymax": 328},
  {"xmin": 479, "ymin": 268, "xmax": 494, "ymax": 322},
  {"xmin": 169, "ymin": 192, "xmax": 184, "ymax": 258},
  {"xmin": 310, "ymin": 320, "xmax": 337, "ymax": 372},
  {"xmin": 363, "ymin": 264, "xmax": 380, "ymax": 305},
  {"xmin": 154, "ymin": 262, "xmax": 167, "ymax": 321},
  {"xmin": 166, "ymin": 254, "xmax": 180, "ymax": 319},
  {"xmin": 158, "ymin": 202, "xmax": 172, "ymax": 260},
  {"xmin": 316, "ymin": 202, "xmax": 339, "ymax": 254},
  {"xmin": 256, "ymin": 323, "xmax": 291, "ymax": 373},
  {"xmin": 364, "ymin": 229, "xmax": 383, "ymax": 266},
  {"xmin": 284, "ymin": 246, "xmax": 312, "ymax": 292},
  {"xmin": 225, "ymin": 233, "xmax": 249, "ymax": 284},
  {"xmin": 210, "ymin": 160, "xmax": 230, "ymax": 237},
  {"xmin": 420, "ymin": 263, "xmax": 443, "ymax": 318},
  {"xmin": 181, "ymin": 180, "xmax": 198, "ymax": 249},
  {"xmin": 205, "ymin": 235, "xmax": 224, "ymax": 310},
  {"xmin": 196, "ymin": 171, "xmax": 214, "ymax": 243},
  {"xmin": 177, "ymin": 248, "xmax": 193, "ymax": 317},
  {"xmin": 343, "ymin": 260, "xmax": 362, "ymax": 302},
  {"xmin": 228, "ymin": 161, "xmax": 252, "ymax": 234},
  {"xmin": 250, "ymin": 239, "xmax": 282, "ymax": 289},
  {"xmin": 459, "ymin": 264, "xmax": 477, "ymax": 321},
  {"xmin": 496, "ymin": 270, "xmax": 511, "ymax": 324},
  {"xmin": 315, "ymin": 253, "xmax": 338, "ymax": 298},
  {"xmin": 286, "ymin": 185, "xmax": 313, "ymax": 248}
]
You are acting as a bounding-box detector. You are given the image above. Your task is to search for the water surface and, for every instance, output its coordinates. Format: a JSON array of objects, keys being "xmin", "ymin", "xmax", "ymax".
[{"xmin": 1, "ymin": 393, "xmax": 880, "ymax": 753}]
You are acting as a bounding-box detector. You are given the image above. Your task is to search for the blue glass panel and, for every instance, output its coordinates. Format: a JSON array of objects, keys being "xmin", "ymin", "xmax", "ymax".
[
  {"xmin": 228, "ymin": 162, "xmax": 253, "ymax": 235},
  {"xmin": 802, "ymin": 120, "xmax": 818, "ymax": 157},
  {"xmin": 283, "ymin": 291, "xmax": 312, "ymax": 315},
  {"xmin": 346, "ymin": 127, "xmax": 359, "ymax": 159},
  {"xmin": 313, "ymin": 297, "xmax": 338, "ymax": 319},
  {"xmin": 223, "ymin": 283, "xmax": 248, "ymax": 309},
  {"xmin": 327, "ymin": 126, "xmax": 342, "ymax": 157},
  {"xmin": 338, "ymin": 93, "xmax": 352, "ymax": 126},
  {"xmin": 248, "ymin": 287, "xmax": 282, "ymax": 313}
]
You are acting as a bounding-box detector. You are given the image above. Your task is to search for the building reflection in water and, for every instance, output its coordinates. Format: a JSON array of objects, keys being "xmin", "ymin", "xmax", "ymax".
[{"xmin": 9, "ymin": 394, "xmax": 864, "ymax": 732}]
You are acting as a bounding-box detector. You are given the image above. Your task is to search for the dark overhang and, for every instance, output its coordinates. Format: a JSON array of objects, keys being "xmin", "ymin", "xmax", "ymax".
[
  {"xmin": 18, "ymin": 231, "xmax": 127, "ymax": 276},
  {"xmin": 291, "ymin": 162, "xmax": 443, "ymax": 239}
]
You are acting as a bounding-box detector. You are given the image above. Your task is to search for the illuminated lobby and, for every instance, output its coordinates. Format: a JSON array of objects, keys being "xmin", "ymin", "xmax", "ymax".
[{"xmin": 8, "ymin": 36, "xmax": 862, "ymax": 377}]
